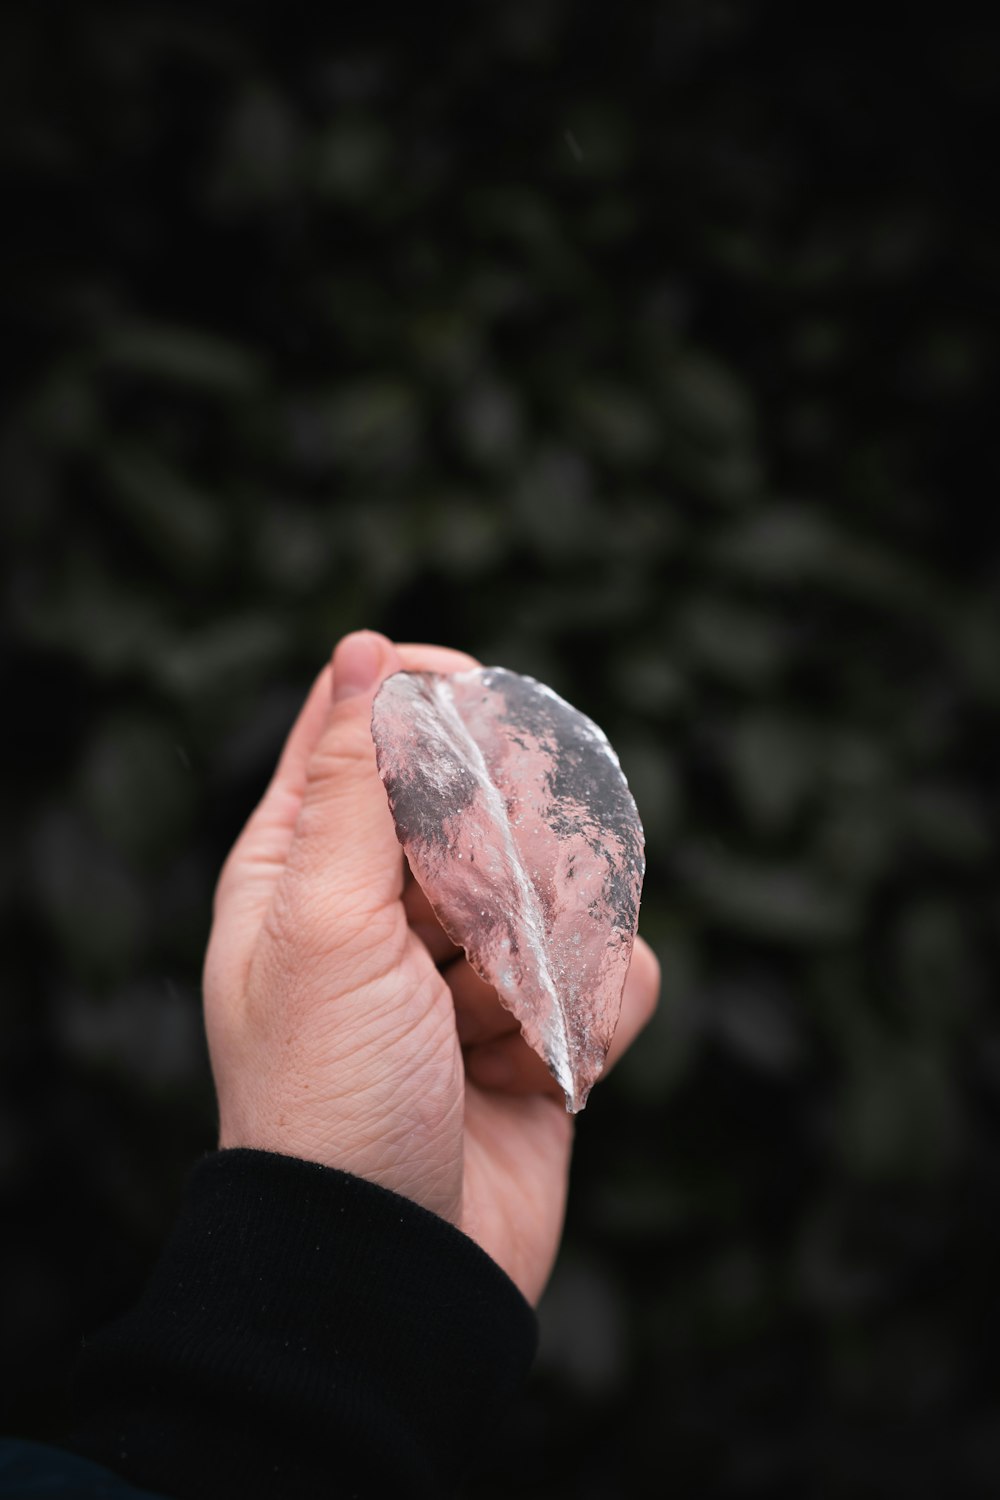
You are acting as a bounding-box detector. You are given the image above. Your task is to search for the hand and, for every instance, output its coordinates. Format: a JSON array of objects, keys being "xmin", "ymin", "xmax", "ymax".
[{"xmin": 203, "ymin": 631, "xmax": 660, "ymax": 1304}]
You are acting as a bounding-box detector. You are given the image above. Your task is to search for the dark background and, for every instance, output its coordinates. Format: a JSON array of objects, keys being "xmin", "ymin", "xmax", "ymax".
[{"xmin": 2, "ymin": 3, "xmax": 999, "ymax": 1496}]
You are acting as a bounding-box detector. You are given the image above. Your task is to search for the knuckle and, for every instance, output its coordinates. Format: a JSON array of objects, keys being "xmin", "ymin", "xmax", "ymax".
[{"xmin": 304, "ymin": 729, "xmax": 372, "ymax": 794}]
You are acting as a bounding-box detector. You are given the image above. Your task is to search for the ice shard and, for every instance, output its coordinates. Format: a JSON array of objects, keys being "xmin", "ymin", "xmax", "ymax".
[{"xmin": 371, "ymin": 667, "xmax": 645, "ymax": 1112}]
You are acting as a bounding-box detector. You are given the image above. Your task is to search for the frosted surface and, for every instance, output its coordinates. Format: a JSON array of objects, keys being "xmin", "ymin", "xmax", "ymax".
[{"xmin": 371, "ymin": 667, "xmax": 645, "ymax": 1111}]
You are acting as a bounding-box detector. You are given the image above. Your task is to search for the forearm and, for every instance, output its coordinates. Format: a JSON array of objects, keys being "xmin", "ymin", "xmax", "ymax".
[{"xmin": 65, "ymin": 1150, "xmax": 538, "ymax": 1500}]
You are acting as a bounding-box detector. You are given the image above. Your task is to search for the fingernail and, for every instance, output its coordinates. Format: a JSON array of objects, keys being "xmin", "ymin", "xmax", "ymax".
[{"xmin": 331, "ymin": 630, "xmax": 386, "ymax": 703}]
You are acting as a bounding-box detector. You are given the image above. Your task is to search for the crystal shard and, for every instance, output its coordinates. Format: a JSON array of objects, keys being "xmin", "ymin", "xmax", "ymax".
[{"xmin": 371, "ymin": 667, "xmax": 645, "ymax": 1111}]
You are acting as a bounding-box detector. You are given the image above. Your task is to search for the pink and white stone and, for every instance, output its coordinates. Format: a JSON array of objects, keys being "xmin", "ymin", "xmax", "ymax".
[{"xmin": 371, "ymin": 667, "xmax": 645, "ymax": 1112}]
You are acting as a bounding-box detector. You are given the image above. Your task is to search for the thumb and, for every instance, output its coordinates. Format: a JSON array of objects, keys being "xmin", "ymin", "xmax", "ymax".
[
  {"xmin": 283, "ymin": 629, "xmax": 407, "ymax": 936},
  {"xmin": 330, "ymin": 628, "xmax": 397, "ymax": 708}
]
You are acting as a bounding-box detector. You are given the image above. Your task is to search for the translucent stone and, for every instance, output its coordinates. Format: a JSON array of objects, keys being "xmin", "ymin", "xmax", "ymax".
[{"xmin": 371, "ymin": 667, "xmax": 645, "ymax": 1111}]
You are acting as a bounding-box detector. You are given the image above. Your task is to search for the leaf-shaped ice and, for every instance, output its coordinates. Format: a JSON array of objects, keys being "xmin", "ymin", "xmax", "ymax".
[{"xmin": 371, "ymin": 667, "xmax": 645, "ymax": 1112}]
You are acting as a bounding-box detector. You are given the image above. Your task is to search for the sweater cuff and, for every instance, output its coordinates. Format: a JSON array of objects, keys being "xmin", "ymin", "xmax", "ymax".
[{"xmin": 68, "ymin": 1149, "xmax": 538, "ymax": 1500}]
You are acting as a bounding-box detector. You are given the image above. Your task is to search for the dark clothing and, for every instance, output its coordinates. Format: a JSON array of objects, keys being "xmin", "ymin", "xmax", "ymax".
[
  {"xmin": 2, "ymin": 1150, "xmax": 538, "ymax": 1500},
  {"xmin": 0, "ymin": 1441, "xmax": 166, "ymax": 1497}
]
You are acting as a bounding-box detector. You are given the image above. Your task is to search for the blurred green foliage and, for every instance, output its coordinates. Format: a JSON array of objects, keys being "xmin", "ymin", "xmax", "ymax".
[{"xmin": 2, "ymin": 2, "xmax": 998, "ymax": 1495}]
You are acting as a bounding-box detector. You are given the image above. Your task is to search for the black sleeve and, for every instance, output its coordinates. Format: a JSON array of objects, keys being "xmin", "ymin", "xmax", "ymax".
[{"xmin": 64, "ymin": 1149, "xmax": 538, "ymax": 1500}]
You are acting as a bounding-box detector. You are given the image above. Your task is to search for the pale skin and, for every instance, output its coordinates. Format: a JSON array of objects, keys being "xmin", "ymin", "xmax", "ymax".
[{"xmin": 203, "ymin": 630, "xmax": 661, "ymax": 1306}]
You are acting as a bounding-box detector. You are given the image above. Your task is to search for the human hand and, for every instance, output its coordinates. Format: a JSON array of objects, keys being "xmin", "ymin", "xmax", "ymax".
[{"xmin": 203, "ymin": 631, "xmax": 660, "ymax": 1303}]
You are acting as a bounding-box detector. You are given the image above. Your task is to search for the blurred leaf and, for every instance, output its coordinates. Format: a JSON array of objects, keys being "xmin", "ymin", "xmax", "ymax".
[
  {"xmin": 251, "ymin": 503, "xmax": 334, "ymax": 594},
  {"xmin": 53, "ymin": 980, "xmax": 204, "ymax": 1090},
  {"xmin": 424, "ymin": 494, "xmax": 508, "ymax": 576},
  {"xmin": 537, "ymin": 1254, "xmax": 629, "ymax": 1395},
  {"xmin": 663, "ymin": 349, "xmax": 756, "ymax": 448},
  {"xmin": 710, "ymin": 978, "xmax": 805, "ymax": 1074},
  {"xmin": 102, "ymin": 324, "xmax": 266, "ymax": 392},
  {"xmin": 454, "ymin": 380, "xmax": 525, "ymax": 467},
  {"xmin": 898, "ymin": 783, "xmax": 993, "ymax": 865},
  {"xmin": 77, "ymin": 714, "xmax": 195, "ymax": 863},
  {"xmin": 345, "ymin": 500, "xmax": 424, "ymax": 595},
  {"xmin": 835, "ymin": 1041, "xmax": 962, "ymax": 1181},
  {"xmin": 26, "ymin": 364, "xmax": 100, "ymax": 449},
  {"xmin": 812, "ymin": 795, "xmax": 899, "ymax": 886},
  {"xmin": 313, "ymin": 117, "xmax": 391, "ymax": 198},
  {"xmin": 612, "ymin": 917, "xmax": 702, "ymax": 1103},
  {"xmin": 581, "ymin": 193, "xmax": 639, "ymax": 245},
  {"xmin": 708, "ymin": 504, "xmax": 841, "ymax": 583},
  {"xmin": 711, "ymin": 504, "xmax": 944, "ymax": 623},
  {"xmin": 407, "ymin": 306, "xmax": 482, "ymax": 380},
  {"xmin": 13, "ymin": 556, "xmax": 170, "ymax": 676},
  {"xmin": 678, "ymin": 840, "xmax": 859, "ymax": 942},
  {"xmin": 29, "ymin": 805, "xmax": 147, "ymax": 979},
  {"xmin": 101, "ymin": 446, "xmax": 227, "ymax": 573},
  {"xmin": 616, "ymin": 649, "xmax": 689, "ymax": 716},
  {"xmin": 950, "ymin": 601, "xmax": 1000, "ymax": 706},
  {"xmin": 793, "ymin": 1199, "xmax": 888, "ymax": 1316},
  {"xmin": 287, "ymin": 381, "xmax": 419, "ymax": 473},
  {"xmin": 206, "ymin": 85, "xmax": 303, "ymax": 207},
  {"xmin": 616, "ymin": 735, "xmax": 681, "ymax": 846},
  {"xmin": 321, "ymin": 272, "xmax": 395, "ymax": 347},
  {"xmin": 559, "ymin": 102, "xmax": 634, "ymax": 177},
  {"xmin": 893, "ymin": 900, "xmax": 975, "ymax": 1033},
  {"xmin": 822, "ymin": 729, "xmax": 892, "ymax": 793},
  {"xmin": 571, "ymin": 381, "xmax": 659, "ymax": 464},
  {"xmin": 469, "ymin": 185, "xmax": 566, "ymax": 261},
  {"xmin": 724, "ymin": 712, "xmax": 818, "ymax": 834},
  {"xmin": 676, "ymin": 595, "xmax": 792, "ymax": 688},
  {"xmin": 514, "ymin": 570, "xmax": 648, "ymax": 633},
  {"xmin": 152, "ymin": 615, "xmax": 289, "ymax": 702},
  {"xmin": 786, "ymin": 319, "xmax": 849, "ymax": 370},
  {"xmin": 588, "ymin": 1171, "xmax": 697, "ymax": 1238},
  {"xmin": 507, "ymin": 445, "xmax": 598, "ymax": 558}
]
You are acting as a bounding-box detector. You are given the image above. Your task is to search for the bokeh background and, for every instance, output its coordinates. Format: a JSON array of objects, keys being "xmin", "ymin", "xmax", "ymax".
[{"xmin": 2, "ymin": 3, "xmax": 998, "ymax": 1496}]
